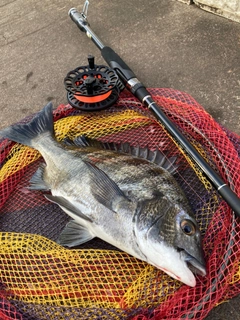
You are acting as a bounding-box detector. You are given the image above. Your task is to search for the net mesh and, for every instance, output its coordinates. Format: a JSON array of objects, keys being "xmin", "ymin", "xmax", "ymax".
[{"xmin": 0, "ymin": 88, "xmax": 239, "ymax": 319}]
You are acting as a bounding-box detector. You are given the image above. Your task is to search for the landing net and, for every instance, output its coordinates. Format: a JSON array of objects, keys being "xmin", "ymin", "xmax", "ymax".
[{"xmin": 0, "ymin": 88, "xmax": 239, "ymax": 319}]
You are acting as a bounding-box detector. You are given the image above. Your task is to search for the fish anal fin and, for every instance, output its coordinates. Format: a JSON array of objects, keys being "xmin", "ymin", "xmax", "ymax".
[{"xmin": 57, "ymin": 220, "xmax": 94, "ymax": 247}]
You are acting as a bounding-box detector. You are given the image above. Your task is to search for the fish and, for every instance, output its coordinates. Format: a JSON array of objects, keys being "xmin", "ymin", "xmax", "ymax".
[{"xmin": 0, "ymin": 102, "xmax": 206, "ymax": 287}]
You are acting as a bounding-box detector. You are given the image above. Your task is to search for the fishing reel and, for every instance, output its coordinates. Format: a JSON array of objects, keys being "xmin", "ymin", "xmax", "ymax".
[{"xmin": 64, "ymin": 55, "xmax": 124, "ymax": 111}]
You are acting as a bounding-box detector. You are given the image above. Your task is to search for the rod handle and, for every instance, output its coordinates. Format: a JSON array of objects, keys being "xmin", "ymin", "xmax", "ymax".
[{"xmin": 101, "ymin": 46, "xmax": 136, "ymax": 82}]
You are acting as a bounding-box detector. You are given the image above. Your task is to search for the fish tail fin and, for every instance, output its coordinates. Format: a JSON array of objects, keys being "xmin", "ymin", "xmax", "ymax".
[{"xmin": 0, "ymin": 102, "xmax": 54, "ymax": 147}]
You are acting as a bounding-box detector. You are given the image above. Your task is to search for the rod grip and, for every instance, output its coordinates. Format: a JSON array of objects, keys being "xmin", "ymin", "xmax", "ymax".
[{"xmin": 101, "ymin": 46, "xmax": 136, "ymax": 82}]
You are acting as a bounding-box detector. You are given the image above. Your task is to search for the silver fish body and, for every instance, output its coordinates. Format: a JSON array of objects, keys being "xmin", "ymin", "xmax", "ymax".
[{"xmin": 0, "ymin": 103, "xmax": 206, "ymax": 287}]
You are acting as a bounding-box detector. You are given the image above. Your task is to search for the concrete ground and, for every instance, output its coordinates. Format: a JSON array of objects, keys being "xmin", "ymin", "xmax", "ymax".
[{"xmin": 0, "ymin": 0, "xmax": 239, "ymax": 318}]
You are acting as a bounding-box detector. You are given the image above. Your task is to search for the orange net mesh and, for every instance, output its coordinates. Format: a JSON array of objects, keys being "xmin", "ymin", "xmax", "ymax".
[{"xmin": 0, "ymin": 88, "xmax": 239, "ymax": 319}]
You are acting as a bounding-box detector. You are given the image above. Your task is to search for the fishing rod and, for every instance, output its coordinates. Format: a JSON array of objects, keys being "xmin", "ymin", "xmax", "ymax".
[{"xmin": 68, "ymin": 1, "xmax": 240, "ymax": 218}]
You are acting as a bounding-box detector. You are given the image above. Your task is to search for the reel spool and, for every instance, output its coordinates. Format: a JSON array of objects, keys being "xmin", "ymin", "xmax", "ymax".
[{"xmin": 64, "ymin": 55, "xmax": 124, "ymax": 111}]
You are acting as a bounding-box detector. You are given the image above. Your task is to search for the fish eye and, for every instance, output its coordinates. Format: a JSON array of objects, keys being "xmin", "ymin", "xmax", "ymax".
[{"xmin": 180, "ymin": 219, "xmax": 196, "ymax": 236}]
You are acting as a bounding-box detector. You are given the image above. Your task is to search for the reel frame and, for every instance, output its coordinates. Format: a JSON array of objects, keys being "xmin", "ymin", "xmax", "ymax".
[{"xmin": 64, "ymin": 55, "xmax": 124, "ymax": 111}]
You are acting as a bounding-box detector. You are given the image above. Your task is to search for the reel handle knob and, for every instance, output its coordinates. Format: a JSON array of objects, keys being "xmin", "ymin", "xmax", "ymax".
[{"xmin": 88, "ymin": 55, "xmax": 95, "ymax": 69}]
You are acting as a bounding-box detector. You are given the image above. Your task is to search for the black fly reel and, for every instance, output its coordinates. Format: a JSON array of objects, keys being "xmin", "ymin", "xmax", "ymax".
[{"xmin": 64, "ymin": 55, "xmax": 124, "ymax": 111}]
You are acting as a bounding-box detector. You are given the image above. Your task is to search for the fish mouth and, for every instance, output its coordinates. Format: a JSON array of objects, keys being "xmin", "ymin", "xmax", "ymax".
[{"xmin": 180, "ymin": 249, "xmax": 206, "ymax": 277}]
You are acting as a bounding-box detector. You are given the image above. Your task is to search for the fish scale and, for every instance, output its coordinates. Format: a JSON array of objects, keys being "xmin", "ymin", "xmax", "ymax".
[{"xmin": 68, "ymin": 148, "xmax": 180, "ymax": 202}]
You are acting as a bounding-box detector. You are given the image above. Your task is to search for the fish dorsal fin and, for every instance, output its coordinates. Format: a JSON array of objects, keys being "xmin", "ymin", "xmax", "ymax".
[
  {"xmin": 57, "ymin": 220, "xmax": 94, "ymax": 247},
  {"xmin": 62, "ymin": 136, "xmax": 90, "ymax": 148},
  {"xmin": 84, "ymin": 160, "xmax": 131, "ymax": 212},
  {"xmin": 116, "ymin": 143, "xmax": 178, "ymax": 174},
  {"xmin": 62, "ymin": 136, "xmax": 178, "ymax": 174},
  {"xmin": 105, "ymin": 142, "xmax": 178, "ymax": 175}
]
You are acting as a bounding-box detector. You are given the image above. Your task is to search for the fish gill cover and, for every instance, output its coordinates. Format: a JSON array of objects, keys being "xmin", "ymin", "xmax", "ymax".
[{"xmin": 0, "ymin": 88, "xmax": 239, "ymax": 319}]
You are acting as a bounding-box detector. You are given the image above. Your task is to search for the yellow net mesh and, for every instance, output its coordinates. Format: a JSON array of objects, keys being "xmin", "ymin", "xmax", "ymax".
[{"xmin": 0, "ymin": 232, "xmax": 181, "ymax": 310}]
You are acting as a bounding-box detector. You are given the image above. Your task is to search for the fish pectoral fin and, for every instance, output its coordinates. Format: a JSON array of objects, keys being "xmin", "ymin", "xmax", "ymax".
[
  {"xmin": 84, "ymin": 161, "xmax": 130, "ymax": 212},
  {"xmin": 57, "ymin": 220, "xmax": 94, "ymax": 247},
  {"xmin": 29, "ymin": 164, "xmax": 50, "ymax": 191},
  {"xmin": 45, "ymin": 194, "xmax": 92, "ymax": 222}
]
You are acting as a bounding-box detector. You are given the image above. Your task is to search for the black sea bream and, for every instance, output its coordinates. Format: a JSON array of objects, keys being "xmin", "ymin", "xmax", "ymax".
[{"xmin": 0, "ymin": 103, "xmax": 206, "ymax": 286}]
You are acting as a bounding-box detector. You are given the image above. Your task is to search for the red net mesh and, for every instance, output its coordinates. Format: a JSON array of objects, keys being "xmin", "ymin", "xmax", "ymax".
[{"xmin": 0, "ymin": 88, "xmax": 239, "ymax": 319}]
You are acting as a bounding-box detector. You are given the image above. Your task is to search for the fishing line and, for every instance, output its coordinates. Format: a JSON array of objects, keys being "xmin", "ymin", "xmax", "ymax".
[
  {"xmin": 65, "ymin": 5, "xmax": 239, "ymax": 315},
  {"xmin": 165, "ymin": 108, "xmax": 236, "ymax": 190},
  {"xmin": 155, "ymin": 107, "xmax": 237, "ymax": 319},
  {"xmin": 112, "ymin": 97, "xmax": 217, "ymax": 210},
  {"xmin": 67, "ymin": 1, "xmax": 240, "ymax": 218},
  {"xmin": 136, "ymin": 119, "xmax": 212, "ymax": 208}
]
